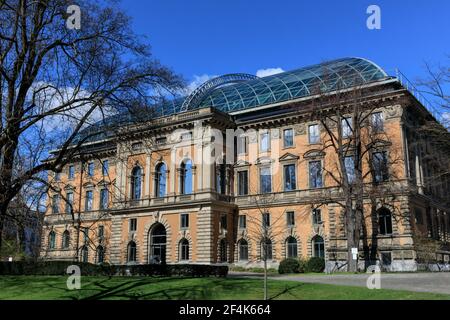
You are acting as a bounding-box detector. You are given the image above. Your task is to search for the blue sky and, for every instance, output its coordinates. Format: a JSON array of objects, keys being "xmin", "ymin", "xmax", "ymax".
[{"xmin": 121, "ymin": 0, "xmax": 449, "ymax": 87}]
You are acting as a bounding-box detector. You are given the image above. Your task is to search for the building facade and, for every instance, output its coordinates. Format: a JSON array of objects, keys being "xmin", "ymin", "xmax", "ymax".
[{"xmin": 40, "ymin": 58, "xmax": 450, "ymax": 272}]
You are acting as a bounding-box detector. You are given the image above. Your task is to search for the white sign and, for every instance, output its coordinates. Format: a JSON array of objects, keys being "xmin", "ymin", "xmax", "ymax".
[{"xmin": 351, "ymin": 248, "xmax": 358, "ymax": 260}]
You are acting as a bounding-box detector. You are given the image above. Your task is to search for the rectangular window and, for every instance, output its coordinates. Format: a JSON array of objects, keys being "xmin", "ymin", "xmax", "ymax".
[
  {"xmin": 283, "ymin": 128, "xmax": 294, "ymax": 147},
  {"xmin": 344, "ymin": 156, "xmax": 356, "ymax": 184},
  {"xmin": 284, "ymin": 164, "xmax": 297, "ymax": 191},
  {"xmin": 68, "ymin": 165, "xmax": 75, "ymax": 180},
  {"xmin": 308, "ymin": 124, "xmax": 320, "ymax": 144},
  {"xmin": 132, "ymin": 142, "xmax": 142, "ymax": 151},
  {"xmin": 415, "ymin": 209, "xmax": 424, "ymax": 225},
  {"xmin": 237, "ymin": 135, "xmax": 248, "ymax": 155},
  {"xmin": 98, "ymin": 225, "xmax": 104, "ymax": 240},
  {"xmin": 85, "ymin": 190, "xmax": 93, "ymax": 211},
  {"xmin": 262, "ymin": 213, "xmax": 270, "ymax": 228},
  {"xmin": 129, "ymin": 218, "xmax": 137, "ymax": 232},
  {"xmin": 309, "ymin": 161, "xmax": 323, "ymax": 189},
  {"xmin": 341, "ymin": 117, "xmax": 353, "ymax": 138},
  {"xmin": 373, "ymin": 151, "xmax": 389, "ymax": 183},
  {"xmin": 181, "ymin": 213, "xmax": 189, "ymax": 229},
  {"xmin": 87, "ymin": 162, "xmax": 94, "ymax": 177},
  {"xmin": 287, "ymin": 211, "xmax": 295, "ymax": 227},
  {"xmin": 312, "ymin": 209, "xmax": 322, "ymax": 224},
  {"xmin": 216, "ymin": 164, "xmax": 226, "ymax": 194},
  {"xmin": 100, "ymin": 189, "xmax": 109, "ymax": 210},
  {"xmin": 260, "ymin": 166, "xmax": 272, "ymax": 194},
  {"xmin": 65, "ymin": 192, "xmax": 74, "ymax": 214},
  {"xmin": 371, "ymin": 112, "xmax": 384, "ymax": 132},
  {"xmin": 260, "ymin": 132, "xmax": 270, "ymax": 152},
  {"xmin": 220, "ymin": 215, "xmax": 228, "ymax": 230},
  {"xmin": 83, "ymin": 227, "xmax": 89, "ymax": 243},
  {"xmin": 102, "ymin": 160, "xmax": 109, "ymax": 176},
  {"xmin": 239, "ymin": 215, "xmax": 247, "ymax": 229},
  {"xmin": 52, "ymin": 195, "xmax": 60, "ymax": 214},
  {"xmin": 237, "ymin": 171, "xmax": 249, "ymax": 196}
]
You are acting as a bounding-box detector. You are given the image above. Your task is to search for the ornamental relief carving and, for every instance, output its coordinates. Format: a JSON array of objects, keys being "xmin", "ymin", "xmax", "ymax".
[
  {"xmin": 294, "ymin": 124, "xmax": 306, "ymax": 135},
  {"xmin": 385, "ymin": 105, "xmax": 403, "ymax": 119}
]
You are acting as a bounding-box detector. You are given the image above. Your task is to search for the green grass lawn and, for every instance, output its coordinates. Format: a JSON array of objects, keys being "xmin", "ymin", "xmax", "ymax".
[{"xmin": 0, "ymin": 276, "xmax": 448, "ymax": 300}]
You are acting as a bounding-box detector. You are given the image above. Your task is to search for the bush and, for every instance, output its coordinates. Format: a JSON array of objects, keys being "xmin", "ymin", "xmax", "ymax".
[
  {"xmin": 0, "ymin": 261, "xmax": 228, "ymax": 277},
  {"xmin": 278, "ymin": 258, "xmax": 300, "ymax": 274},
  {"xmin": 305, "ymin": 257, "xmax": 325, "ymax": 273}
]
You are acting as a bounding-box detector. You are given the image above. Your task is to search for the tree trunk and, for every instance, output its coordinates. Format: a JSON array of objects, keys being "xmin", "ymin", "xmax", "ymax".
[{"xmin": 263, "ymin": 254, "xmax": 268, "ymax": 300}]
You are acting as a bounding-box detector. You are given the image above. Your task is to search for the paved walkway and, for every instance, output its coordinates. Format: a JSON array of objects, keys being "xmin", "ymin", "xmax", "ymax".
[{"xmin": 229, "ymin": 272, "xmax": 450, "ymax": 295}]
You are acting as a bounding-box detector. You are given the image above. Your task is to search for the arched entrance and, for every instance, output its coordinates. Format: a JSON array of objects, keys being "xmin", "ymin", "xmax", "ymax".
[{"xmin": 148, "ymin": 223, "xmax": 166, "ymax": 264}]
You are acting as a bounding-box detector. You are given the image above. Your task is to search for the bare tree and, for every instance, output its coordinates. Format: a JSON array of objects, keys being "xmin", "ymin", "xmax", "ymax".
[{"xmin": 0, "ymin": 0, "xmax": 184, "ymax": 252}]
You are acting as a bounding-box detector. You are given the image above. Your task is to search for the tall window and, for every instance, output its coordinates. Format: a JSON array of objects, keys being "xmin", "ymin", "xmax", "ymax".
[
  {"xmin": 239, "ymin": 215, "xmax": 247, "ymax": 229},
  {"xmin": 309, "ymin": 161, "xmax": 323, "ymax": 188},
  {"xmin": 180, "ymin": 213, "xmax": 189, "ymax": 229},
  {"xmin": 260, "ymin": 166, "xmax": 272, "ymax": 194},
  {"xmin": 179, "ymin": 239, "xmax": 189, "ymax": 261},
  {"xmin": 129, "ymin": 218, "xmax": 137, "ymax": 232},
  {"xmin": 180, "ymin": 160, "xmax": 193, "ymax": 195},
  {"xmin": 284, "ymin": 164, "xmax": 296, "ymax": 191},
  {"xmin": 49, "ymin": 231, "xmax": 56, "ymax": 249},
  {"xmin": 312, "ymin": 236, "xmax": 325, "ymax": 258},
  {"xmin": 216, "ymin": 163, "xmax": 226, "ymax": 194},
  {"xmin": 97, "ymin": 246, "xmax": 104, "ymax": 264},
  {"xmin": 68, "ymin": 165, "xmax": 75, "ymax": 180},
  {"xmin": 371, "ymin": 112, "xmax": 384, "ymax": 132},
  {"xmin": 83, "ymin": 227, "xmax": 89, "ymax": 243},
  {"xmin": 237, "ymin": 171, "xmax": 248, "ymax": 196},
  {"xmin": 261, "ymin": 238, "xmax": 273, "ymax": 261},
  {"xmin": 65, "ymin": 192, "xmax": 74, "ymax": 214},
  {"xmin": 81, "ymin": 246, "xmax": 88, "ymax": 263},
  {"xmin": 220, "ymin": 215, "xmax": 228, "ymax": 230},
  {"xmin": 127, "ymin": 241, "xmax": 137, "ymax": 262},
  {"xmin": 262, "ymin": 212, "xmax": 270, "ymax": 228},
  {"xmin": 98, "ymin": 225, "xmax": 104, "ymax": 242},
  {"xmin": 102, "ymin": 160, "xmax": 109, "ymax": 176},
  {"xmin": 286, "ymin": 237, "xmax": 298, "ymax": 258},
  {"xmin": 238, "ymin": 239, "xmax": 248, "ymax": 261},
  {"xmin": 100, "ymin": 188, "xmax": 109, "ymax": 210},
  {"xmin": 378, "ymin": 208, "xmax": 393, "ymax": 235},
  {"xmin": 260, "ymin": 132, "xmax": 270, "ymax": 152},
  {"xmin": 344, "ymin": 156, "xmax": 355, "ymax": 184},
  {"xmin": 308, "ymin": 124, "xmax": 320, "ymax": 144},
  {"xmin": 62, "ymin": 231, "xmax": 70, "ymax": 249},
  {"xmin": 312, "ymin": 209, "xmax": 322, "ymax": 224},
  {"xmin": 373, "ymin": 151, "xmax": 389, "ymax": 183},
  {"xmin": 52, "ymin": 195, "xmax": 60, "ymax": 214},
  {"xmin": 85, "ymin": 190, "xmax": 93, "ymax": 211},
  {"xmin": 283, "ymin": 128, "xmax": 294, "ymax": 147},
  {"xmin": 237, "ymin": 135, "xmax": 248, "ymax": 155},
  {"xmin": 155, "ymin": 163, "xmax": 167, "ymax": 197},
  {"xmin": 87, "ymin": 162, "xmax": 95, "ymax": 177},
  {"xmin": 341, "ymin": 117, "xmax": 352, "ymax": 138},
  {"xmin": 286, "ymin": 211, "xmax": 295, "ymax": 227},
  {"xmin": 131, "ymin": 166, "xmax": 142, "ymax": 200}
]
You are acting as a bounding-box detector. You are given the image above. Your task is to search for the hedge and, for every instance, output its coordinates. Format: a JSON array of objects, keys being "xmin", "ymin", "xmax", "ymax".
[{"xmin": 0, "ymin": 261, "xmax": 228, "ymax": 277}]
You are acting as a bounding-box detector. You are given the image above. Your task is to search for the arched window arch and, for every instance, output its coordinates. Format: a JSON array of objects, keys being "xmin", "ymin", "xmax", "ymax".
[
  {"xmin": 261, "ymin": 238, "xmax": 273, "ymax": 261},
  {"xmin": 219, "ymin": 239, "xmax": 227, "ymax": 263},
  {"xmin": 131, "ymin": 166, "xmax": 142, "ymax": 200},
  {"xmin": 155, "ymin": 163, "xmax": 167, "ymax": 197},
  {"xmin": 127, "ymin": 241, "xmax": 137, "ymax": 262},
  {"xmin": 286, "ymin": 237, "xmax": 297, "ymax": 258},
  {"xmin": 80, "ymin": 245, "xmax": 88, "ymax": 263},
  {"xmin": 48, "ymin": 231, "xmax": 56, "ymax": 249},
  {"xmin": 62, "ymin": 230, "xmax": 70, "ymax": 249},
  {"xmin": 312, "ymin": 235, "xmax": 325, "ymax": 258},
  {"xmin": 378, "ymin": 208, "xmax": 393, "ymax": 235},
  {"xmin": 238, "ymin": 239, "xmax": 248, "ymax": 261},
  {"xmin": 96, "ymin": 246, "xmax": 104, "ymax": 264},
  {"xmin": 179, "ymin": 238, "xmax": 189, "ymax": 261},
  {"xmin": 180, "ymin": 159, "xmax": 193, "ymax": 195}
]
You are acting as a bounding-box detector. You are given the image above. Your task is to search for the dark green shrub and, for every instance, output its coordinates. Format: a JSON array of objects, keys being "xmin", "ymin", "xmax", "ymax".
[
  {"xmin": 298, "ymin": 259, "xmax": 307, "ymax": 273},
  {"xmin": 305, "ymin": 257, "xmax": 325, "ymax": 273},
  {"xmin": 278, "ymin": 258, "xmax": 300, "ymax": 274}
]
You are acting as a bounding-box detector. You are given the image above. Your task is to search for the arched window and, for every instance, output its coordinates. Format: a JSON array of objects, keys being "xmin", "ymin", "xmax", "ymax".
[
  {"xmin": 48, "ymin": 231, "xmax": 56, "ymax": 249},
  {"xmin": 219, "ymin": 239, "xmax": 227, "ymax": 263},
  {"xmin": 180, "ymin": 160, "xmax": 193, "ymax": 195},
  {"xmin": 81, "ymin": 246, "xmax": 88, "ymax": 263},
  {"xmin": 131, "ymin": 166, "xmax": 142, "ymax": 200},
  {"xmin": 312, "ymin": 235, "xmax": 325, "ymax": 258},
  {"xmin": 149, "ymin": 223, "xmax": 166, "ymax": 264},
  {"xmin": 127, "ymin": 241, "xmax": 137, "ymax": 262},
  {"xmin": 378, "ymin": 208, "xmax": 393, "ymax": 235},
  {"xmin": 179, "ymin": 239, "xmax": 189, "ymax": 261},
  {"xmin": 97, "ymin": 246, "xmax": 104, "ymax": 264},
  {"xmin": 238, "ymin": 239, "xmax": 248, "ymax": 261},
  {"xmin": 62, "ymin": 230, "xmax": 70, "ymax": 249},
  {"xmin": 286, "ymin": 237, "xmax": 297, "ymax": 258},
  {"xmin": 155, "ymin": 163, "xmax": 167, "ymax": 197},
  {"xmin": 261, "ymin": 238, "xmax": 273, "ymax": 261}
]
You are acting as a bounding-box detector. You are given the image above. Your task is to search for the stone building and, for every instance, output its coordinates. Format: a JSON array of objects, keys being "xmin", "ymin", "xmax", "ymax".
[{"xmin": 40, "ymin": 58, "xmax": 450, "ymax": 272}]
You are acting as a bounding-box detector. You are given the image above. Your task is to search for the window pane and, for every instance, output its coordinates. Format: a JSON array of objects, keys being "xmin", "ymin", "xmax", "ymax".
[
  {"xmin": 260, "ymin": 132, "xmax": 270, "ymax": 152},
  {"xmin": 85, "ymin": 191, "xmax": 93, "ymax": 211},
  {"xmin": 69, "ymin": 165, "xmax": 75, "ymax": 179},
  {"xmin": 309, "ymin": 124, "xmax": 320, "ymax": 144},
  {"xmin": 237, "ymin": 136, "xmax": 248, "ymax": 154},
  {"xmin": 287, "ymin": 211, "xmax": 295, "ymax": 226},
  {"xmin": 371, "ymin": 112, "xmax": 384, "ymax": 132},
  {"xmin": 260, "ymin": 167, "xmax": 272, "ymax": 193},
  {"xmin": 341, "ymin": 117, "xmax": 352, "ymax": 138},
  {"xmin": 344, "ymin": 156, "xmax": 355, "ymax": 183},
  {"xmin": 100, "ymin": 189, "xmax": 108, "ymax": 209},
  {"xmin": 239, "ymin": 215, "xmax": 246, "ymax": 229},
  {"xmin": 284, "ymin": 164, "xmax": 296, "ymax": 191},
  {"xmin": 373, "ymin": 152, "xmax": 389, "ymax": 182},
  {"xmin": 238, "ymin": 171, "xmax": 248, "ymax": 195},
  {"xmin": 309, "ymin": 161, "xmax": 323, "ymax": 188},
  {"xmin": 283, "ymin": 129, "xmax": 294, "ymax": 147},
  {"xmin": 102, "ymin": 160, "xmax": 109, "ymax": 176}
]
